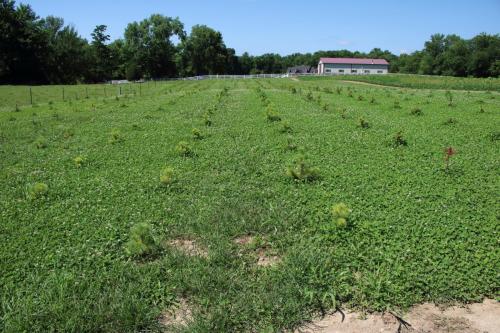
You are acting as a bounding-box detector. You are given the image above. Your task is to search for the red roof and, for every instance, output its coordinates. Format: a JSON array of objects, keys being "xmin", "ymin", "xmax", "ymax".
[{"xmin": 319, "ymin": 57, "xmax": 389, "ymax": 65}]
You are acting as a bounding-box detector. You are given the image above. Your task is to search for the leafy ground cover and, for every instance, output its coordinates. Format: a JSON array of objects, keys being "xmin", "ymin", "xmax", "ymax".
[
  {"xmin": 0, "ymin": 77, "xmax": 498, "ymax": 332},
  {"xmin": 300, "ymin": 73, "xmax": 500, "ymax": 91}
]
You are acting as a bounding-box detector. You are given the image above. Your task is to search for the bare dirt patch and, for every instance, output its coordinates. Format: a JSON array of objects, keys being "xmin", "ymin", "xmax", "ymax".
[
  {"xmin": 233, "ymin": 235, "xmax": 281, "ymax": 267},
  {"xmin": 159, "ymin": 298, "xmax": 193, "ymax": 329},
  {"xmin": 234, "ymin": 235, "xmax": 254, "ymax": 245},
  {"xmin": 256, "ymin": 248, "xmax": 281, "ymax": 267},
  {"xmin": 168, "ymin": 239, "xmax": 208, "ymax": 258},
  {"xmin": 297, "ymin": 299, "xmax": 499, "ymax": 333}
]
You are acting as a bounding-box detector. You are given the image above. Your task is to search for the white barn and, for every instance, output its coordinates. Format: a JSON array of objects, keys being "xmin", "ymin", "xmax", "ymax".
[{"xmin": 317, "ymin": 58, "xmax": 389, "ymax": 75}]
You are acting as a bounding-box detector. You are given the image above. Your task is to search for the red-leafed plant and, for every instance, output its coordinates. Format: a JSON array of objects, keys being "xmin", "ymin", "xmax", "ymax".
[{"xmin": 444, "ymin": 147, "xmax": 456, "ymax": 171}]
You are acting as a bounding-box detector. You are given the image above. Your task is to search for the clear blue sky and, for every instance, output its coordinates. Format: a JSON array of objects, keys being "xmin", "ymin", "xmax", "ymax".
[{"xmin": 22, "ymin": 0, "xmax": 500, "ymax": 56}]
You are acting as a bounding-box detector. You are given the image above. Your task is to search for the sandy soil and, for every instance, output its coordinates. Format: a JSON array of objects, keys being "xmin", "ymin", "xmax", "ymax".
[
  {"xmin": 297, "ymin": 299, "xmax": 500, "ymax": 333},
  {"xmin": 168, "ymin": 239, "xmax": 208, "ymax": 258}
]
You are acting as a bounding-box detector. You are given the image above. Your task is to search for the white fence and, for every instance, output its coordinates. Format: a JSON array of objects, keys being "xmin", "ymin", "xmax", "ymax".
[{"xmin": 155, "ymin": 72, "xmax": 376, "ymax": 81}]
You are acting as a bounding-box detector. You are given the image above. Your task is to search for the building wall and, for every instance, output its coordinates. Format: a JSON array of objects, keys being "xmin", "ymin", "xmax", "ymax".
[{"xmin": 320, "ymin": 63, "xmax": 388, "ymax": 74}]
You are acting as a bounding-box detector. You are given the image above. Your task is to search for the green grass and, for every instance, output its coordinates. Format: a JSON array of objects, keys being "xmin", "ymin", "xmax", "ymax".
[
  {"xmin": 300, "ymin": 73, "xmax": 500, "ymax": 91},
  {"xmin": 0, "ymin": 77, "xmax": 499, "ymax": 332}
]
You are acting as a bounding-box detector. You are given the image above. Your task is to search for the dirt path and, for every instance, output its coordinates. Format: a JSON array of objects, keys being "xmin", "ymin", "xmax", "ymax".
[{"xmin": 297, "ymin": 299, "xmax": 500, "ymax": 333}]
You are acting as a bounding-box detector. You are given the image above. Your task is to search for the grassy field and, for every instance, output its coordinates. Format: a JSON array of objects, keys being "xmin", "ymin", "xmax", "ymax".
[
  {"xmin": 301, "ymin": 74, "xmax": 500, "ymax": 91},
  {"xmin": 0, "ymin": 77, "xmax": 499, "ymax": 332}
]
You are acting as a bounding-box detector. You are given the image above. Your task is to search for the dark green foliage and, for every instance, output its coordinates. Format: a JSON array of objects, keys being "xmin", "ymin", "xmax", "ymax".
[
  {"xmin": 410, "ymin": 107, "xmax": 423, "ymax": 116},
  {"xmin": 192, "ymin": 127, "xmax": 203, "ymax": 140},
  {"xmin": 358, "ymin": 118, "xmax": 370, "ymax": 129},
  {"xmin": 108, "ymin": 129, "xmax": 124, "ymax": 144},
  {"xmin": 392, "ymin": 131, "xmax": 407, "ymax": 146},
  {"xmin": 279, "ymin": 122, "xmax": 292, "ymax": 133},
  {"xmin": 124, "ymin": 222, "xmax": 159, "ymax": 258},
  {"xmin": 286, "ymin": 155, "xmax": 320, "ymax": 182},
  {"xmin": 1, "ymin": 78, "xmax": 498, "ymax": 333},
  {"xmin": 331, "ymin": 203, "xmax": 351, "ymax": 228},
  {"xmin": 159, "ymin": 166, "xmax": 174, "ymax": 185},
  {"xmin": 175, "ymin": 141, "xmax": 193, "ymax": 156},
  {"xmin": 266, "ymin": 105, "xmax": 281, "ymax": 122},
  {"xmin": 26, "ymin": 182, "xmax": 48, "ymax": 199},
  {"xmin": 34, "ymin": 137, "xmax": 47, "ymax": 149}
]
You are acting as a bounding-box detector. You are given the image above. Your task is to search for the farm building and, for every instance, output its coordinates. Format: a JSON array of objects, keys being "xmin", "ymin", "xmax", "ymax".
[
  {"xmin": 317, "ymin": 58, "xmax": 389, "ymax": 75},
  {"xmin": 286, "ymin": 65, "xmax": 317, "ymax": 74}
]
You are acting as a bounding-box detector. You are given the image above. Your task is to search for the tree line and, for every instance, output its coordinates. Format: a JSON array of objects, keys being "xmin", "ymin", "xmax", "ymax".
[{"xmin": 1, "ymin": 0, "xmax": 499, "ymax": 84}]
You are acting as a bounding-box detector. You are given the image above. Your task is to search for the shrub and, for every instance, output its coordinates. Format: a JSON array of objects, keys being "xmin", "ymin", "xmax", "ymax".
[
  {"xmin": 286, "ymin": 155, "xmax": 320, "ymax": 182},
  {"xmin": 159, "ymin": 166, "xmax": 174, "ymax": 185},
  {"xmin": 335, "ymin": 87, "xmax": 342, "ymax": 95},
  {"xmin": 34, "ymin": 137, "xmax": 47, "ymax": 149},
  {"xmin": 393, "ymin": 100, "xmax": 401, "ymax": 109},
  {"xmin": 370, "ymin": 96, "xmax": 376, "ymax": 104},
  {"xmin": 347, "ymin": 91, "xmax": 353, "ymax": 98},
  {"xmin": 331, "ymin": 203, "xmax": 351, "ymax": 228},
  {"xmin": 284, "ymin": 136, "xmax": 297, "ymax": 151},
  {"xmin": 176, "ymin": 141, "xmax": 193, "ymax": 156},
  {"xmin": 203, "ymin": 112, "xmax": 212, "ymax": 127},
  {"xmin": 323, "ymin": 87, "xmax": 333, "ymax": 94},
  {"xmin": 447, "ymin": 91, "xmax": 458, "ymax": 104},
  {"xmin": 358, "ymin": 118, "xmax": 370, "ymax": 129},
  {"xmin": 192, "ymin": 128, "xmax": 203, "ymax": 140},
  {"xmin": 27, "ymin": 182, "xmax": 48, "ymax": 200},
  {"xmin": 304, "ymin": 91, "xmax": 313, "ymax": 101},
  {"xmin": 444, "ymin": 118, "xmax": 457, "ymax": 125},
  {"xmin": 321, "ymin": 103, "xmax": 329, "ymax": 111},
  {"xmin": 392, "ymin": 131, "xmax": 407, "ymax": 147},
  {"xmin": 14, "ymin": 104, "xmax": 20, "ymax": 112},
  {"xmin": 479, "ymin": 105, "xmax": 485, "ymax": 113},
  {"xmin": 410, "ymin": 107, "xmax": 423, "ymax": 116},
  {"xmin": 73, "ymin": 156, "xmax": 84, "ymax": 168},
  {"xmin": 109, "ymin": 129, "xmax": 124, "ymax": 144},
  {"xmin": 357, "ymin": 95, "xmax": 364, "ymax": 101},
  {"xmin": 290, "ymin": 87, "xmax": 297, "ymax": 94},
  {"xmin": 279, "ymin": 122, "xmax": 292, "ymax": 133},
  {"xmin": 266, "ymin": 105, "xmax": 281, "ymax": 122},
  {"xmin": 489, "ymin": 132, "xmax": 500, "ymax": 141},
  {"xmin": 124, "ymin": 222, "xmax": 158, "ymax": 258}
]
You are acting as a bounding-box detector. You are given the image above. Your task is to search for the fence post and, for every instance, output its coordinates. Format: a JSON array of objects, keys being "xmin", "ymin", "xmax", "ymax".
[
  {"xmin": 119, "ymin": 86, "xmax": 122, "ymax": 96},
  {"xmin": 85, "ymin": 87, "xmax": 89, "ymax": 99},
  {"xmin": 29, "ymin": 87, "xmax": 33, "ymax": 105}
]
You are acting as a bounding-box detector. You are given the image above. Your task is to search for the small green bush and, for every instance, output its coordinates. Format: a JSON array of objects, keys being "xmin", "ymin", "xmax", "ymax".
[
  {"xmin": 27, "ymin": 182, "xmax": 48, "ymax": 200},
  {"xmin": 159, "ymin": 166, "xmax": 174, "ymax": 185},
  {"xmin": 359, "ymin": 118, "xmax": 370, "ymax": 129},
  {"xmin": 392, "ymin": 131, "xmax": 407, "ymax": 147},
  {"xmin": 266, "ymin": 105, "xmax": 281, "ymax": 122},
  {"xmin": 176, "ymin": 141, "xmax": 193, "ymax": 156},
  {"xmin": 124, "ymin": 222, "xmax": 158, "ymax": 258},
  {"xmin": 444, "ymin": 118, "xmax": 457, "ymax": 125},
  {"xmin": 203, "ymin": 112, "xmax": 212, "ymax": 127},
  {"xmin": 284, "ymin": 136, "xmax": 297, "ymax": 151},
  {"xmin": 286, "ymin": 155, "xmax": 320, "ymax": 182},
  {"xmin": 370, "ymin": 96, "xmax": 376, "ymax": 104},
  {"xmin": 109, "ymin": 129, "xmax": 124, "ymax": 144},
  {"xmin": 394, "ymin": 100, "xmax": 401, "ymax": 109},
  {"xmin": 192, "ymin": 128, "xmax": 203, "ymax": 140},
  {"xmin": 410, "ymin": 107, "xmax": 423, "ymax": 116},
  {"xmin": 279, "ymin": 122, "xmax": 292, "ymax": 133},
  {"xmin": 73, "ymin": 156, "xmax": 84, "ymax": 168},
  {"xmin": 331, "ymin": 203, "xmax": 351, "ymax": 228},
  {"xmin": 34, "ymin": 137, "xmax": 47, "ymax": 149}
]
